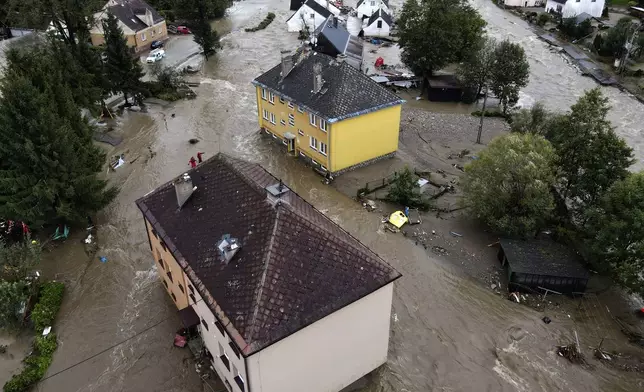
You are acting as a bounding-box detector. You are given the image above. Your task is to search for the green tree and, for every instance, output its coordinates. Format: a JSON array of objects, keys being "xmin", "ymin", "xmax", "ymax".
[
  {"xmin": 584, "ymin": 173, "xmax": 644, "ymax": 297},
  {"xmin": 458, "ymin": 37, "xmax": 497, "ymax": 99},
  {"xmin": 0, "ymin": 240, "xmax": 40, "ymax": 282},
  {"xmin": 179, "ymin": 0, "xmax": 221, "ymax": 60},
  {"xmin": 536, "ymin": 13, "xmax": 550, "ymax": 27},
  {"xmin": 397, "ymin": 0, "xmax": 486, "ymax": 91},
  {"xmin": 463, "ymin": 133, "xmax": 556, "ymax": 237},
  {"xmin": 547, "ymin": 89, "xmax": 634, "ymax": 222},
  {"xmin": 597, "ymin": 17, "xmax": 636, "ymax": 57},
  {"xmin": 102, "ymin": 12, "xmax": 145, "ymax": 104},
  {"xmin": 490, "ymin": 39, "xmax": 530, "ymax": 115},
  {"xmin": 510, "ymin": 102, "xmax": 552, "ymax": 135},
  {"xmin": 386, "ymin": 167, "xmax": 428, "ymax": 209},
  {"xmin": 0, "ymin": 48, "xmax": 116, "ymax": 226},
  {"xmin": 0, "ymin": 280, "xmax": 28, "ymax": 328}
]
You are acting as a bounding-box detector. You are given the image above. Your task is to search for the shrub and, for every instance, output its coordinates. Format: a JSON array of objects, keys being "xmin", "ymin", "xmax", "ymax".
[
  {"xmin": 0, "ymin": 280, "xmax": 28, "ymax": 328},
  {"xmin": 471, "ymin": 109, "xmax": 506, "ymax": 118},
  {"xmin": 537, "ymin": 13, "xmax": 550, "ymax": 27},
  {"xmin": 386, "ymin": 167, "xmax": 431, "ymax": 210},
  {"xmin": 30, "ymin": 282, "xmax": 64, "ymax": 332},
  {"xmin": 244, "ymin": 12, "xmax": 276, "ymax": 32},
  {"xmin": 3, "ymin": 334, "xmax": 57, "ymax": 392}
]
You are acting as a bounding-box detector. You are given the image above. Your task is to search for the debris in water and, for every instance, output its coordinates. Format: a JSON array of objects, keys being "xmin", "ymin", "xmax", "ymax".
[
  {"xmin": 99, "ymin": 256, "xmax": 108, "ymax": 263},
  {"xmin": 557, "ymin": 343, "xmax": 585, "ymax": 364},
  {"xmin": 509, "ymin": 292, "xmax": 520, "ymax": 303},
  {"xmin": 450, "ymin": 231, "xmax": 463, "ymax": 237},
  {"xmin": 491, "ymin": 284, "xmax": 497, "ymax": 290},
  {"xmin": 189, "ymin": 138, "xmax": 200, "ymax": 144},
  {"xmin": 362, "ymin": 199, "xmax": 377, "ymax": 211},
  {"xmin": 594, "ymin": 349, "xmax": 611, "ymax": 361},
  {"xmin": 542, "ymin": 316, "xmax": 551, "ymax": 324},
  {"xmin": 84, "ymin": 234, "xmax": 93, "ymax": 244}
]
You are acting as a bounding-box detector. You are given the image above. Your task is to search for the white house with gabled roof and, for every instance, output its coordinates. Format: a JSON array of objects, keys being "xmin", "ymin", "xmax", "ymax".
[
  {"xmin": 356, "ymin": 0, "xmax": 391, "ymax": 19},
  {"xmin": 545, "ymin": 0, "xmax": 605, "ymax": 18},
  {"xmin": 286, "ymin": 0, "xmax": 341, "ymax": 33}
]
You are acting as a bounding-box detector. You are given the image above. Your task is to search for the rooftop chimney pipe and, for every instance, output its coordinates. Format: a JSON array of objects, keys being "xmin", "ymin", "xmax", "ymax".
[
  {"xmin": 313, "ymin": 62, "xmax": 323, "ymax": 93},
  {"xmin": 281, "ymin": 50, "xmax": 294, "ymax": 79},
  {"xmin": 174, "ymin": 173, "xmax": 197, "ymax": 209}
]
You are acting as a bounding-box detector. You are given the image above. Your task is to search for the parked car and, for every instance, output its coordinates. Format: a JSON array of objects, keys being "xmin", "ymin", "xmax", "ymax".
[
  {"xmin": 150, "ymin": 40, "xmax": 163, "ymax": 50},
  {"xmin": 176, "ymin": 26, "xmax": 191, "ymax": 34},
  {"xmin": 146, "ymin": 49, "xmax": 166, "ymax": 63}
]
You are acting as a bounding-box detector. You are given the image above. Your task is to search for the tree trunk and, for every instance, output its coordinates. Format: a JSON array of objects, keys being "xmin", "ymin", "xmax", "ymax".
[
  {"xmin": 476, "ymin": 85, "xmax": 488, "ymax": 144},
  {"xmin": 123, "ymin": 91, "xmax": 129, "ymax": 106}
]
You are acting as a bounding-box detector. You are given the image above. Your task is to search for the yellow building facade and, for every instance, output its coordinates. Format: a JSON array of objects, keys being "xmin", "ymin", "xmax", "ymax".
[{"xmin": 254, "ymin": 86, "xmax": 402, "ymax": 174}]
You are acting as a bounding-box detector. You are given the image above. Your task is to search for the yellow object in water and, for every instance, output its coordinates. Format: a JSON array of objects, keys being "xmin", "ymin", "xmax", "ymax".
[{"xmin": 388, "ymin": 211, "xmax": 408, "ymax": 229}]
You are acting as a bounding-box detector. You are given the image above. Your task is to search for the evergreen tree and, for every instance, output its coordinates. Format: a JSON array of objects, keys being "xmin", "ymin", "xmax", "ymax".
[
  {"xmin": 0, "ymin": 47, "xmax": 117, "ymax": 226},
  {"xmin": 102, "ymin": 12, "xmax": 145, "ymax": 104},
  {"xmin": 182, "ymin": 0, "xmax": 221, "ymax": 60}
]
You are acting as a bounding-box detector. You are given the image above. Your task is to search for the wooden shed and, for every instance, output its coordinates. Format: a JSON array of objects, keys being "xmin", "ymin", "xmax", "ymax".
[
  {"xmin": 498, "ymin": 238, "xmax": 589, "ymax": 294},
  {"xmin": 426, "ymin": 75, "xmax": 464, "ymax": 102}
]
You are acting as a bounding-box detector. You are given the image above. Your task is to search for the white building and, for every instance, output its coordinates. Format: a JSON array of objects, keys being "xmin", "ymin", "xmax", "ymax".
[
  {"xmin": 362, "ymin": 9, "xmax": 393, "ymax": 38},
  {"xmin": 356, "ymin": 0, "xmax": 391, "ymax": 19},
  {"xmin": 502, "ymin": 0, "xmax": 544, "ymax": 7},
  {"xmin": 137, "ymin": 153, "xmax": 402, "ymax": 392},
  {"xmin": 545, "ymin": 0, "xmax": 605, "ymax": 18},
  {"xmin": 286, "ymin": 0, "xmax": 341, "ymax": 33}
]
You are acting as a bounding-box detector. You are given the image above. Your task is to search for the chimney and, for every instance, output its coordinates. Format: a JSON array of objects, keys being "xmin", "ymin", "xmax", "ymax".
[
  {"xmin": 174, "ymin": 173, "xmax": 197, "ymax": 209},
  {"xmin": 337, "ymin": 53, "xmax": 347, "ymax": 63},
  {"xmin": 217, "ymin": 234, "xmax": 241, "ymax": 264},
  {"xmin": 265, "ymin": 181, "xmax": 289, "ymax": 206},
  {"xmin": 313, "ymin": 62, "xmax": 323, "ymax": 93},
  {"xmin": 281, "ymin": 50, "xmax": 293, "ymax": 79}
]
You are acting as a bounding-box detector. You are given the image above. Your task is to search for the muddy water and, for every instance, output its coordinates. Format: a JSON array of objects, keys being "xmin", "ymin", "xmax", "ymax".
[{"xmin": 36, "ymin": 0, "xmax": 644, "ymax": 391}]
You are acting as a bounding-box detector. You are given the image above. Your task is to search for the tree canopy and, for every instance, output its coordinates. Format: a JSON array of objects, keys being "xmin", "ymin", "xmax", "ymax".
[
  {"xmin": 0, "ymin": 46, "xmax": 116, "ymax": 226},
  {"xmin": 490, "ymin": 39, "xmax": 530, "ymax": 115},
  {"xmin": 509, "ymin": 102, "xmax": 551, "ymax": 136},
  {"xmin": 184, "ymin": 0, "xmax": 222, "ymax": 60},
  {"xmin": 585, "ymin": 173, "xmax": 644, "ymax": 297},
  {"xmin": 458, "ymin": 37, "xmax": 497, "ymax": 100},
  {"xmin": 397, "ymin": 0, "xmax": 486, "ymax": 80},
  {"xmin": 463, "ymin": 133, "xmax": 556, "ymax": 237}
]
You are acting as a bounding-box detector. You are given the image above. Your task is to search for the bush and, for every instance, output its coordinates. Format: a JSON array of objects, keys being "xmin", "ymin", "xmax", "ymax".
[
  {"xmin": 30, "ymin": 282, "xmax": 64, "ymax": 332},
  {"xmin": 0, "ymin": 280, "xmax": 28, "ymax": 328},
  {"xmin": 244, "ymin": 12, "xmax": 276, "ymax": 32},
  {"xmin": 471, "ymin": 109, "xmax": 506, "ymax": 118},
  {"xmin": 3, "ymin": 334, "xmax": 57, "ymax": 392},
  {"xmin": 386, "ymin": 167, "xmax": 431, "ymax": 210},
  {"xmin": 537, "ymin": 13, "xmax": 550, "ymax": 27}
]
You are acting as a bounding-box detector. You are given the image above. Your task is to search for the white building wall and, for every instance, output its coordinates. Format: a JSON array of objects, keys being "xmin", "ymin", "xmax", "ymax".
[
  {"xmin": 356, "ymin": 0, "xmax": 391, "ymax": 18},
  {"xmin": 189, "ymin": 285, "xmax": 249, "ymax": 392},
  {"xmin": 246, "ymin": 283, "xmax": 395, "ymax": 392},
  {"xmin": 286, "ymin": 0, "xmax": 341, "ymax": 32},
  {"xmin": 545, "ymin": 0, "xmax": 605, "ymax": 18},
  {"xmin": 503, "ymin": 0, "xmax": 544, "ymax": 6},
  {"xmin": 363, "ymin": 18, "xmax": 390, "ymax": 37}
]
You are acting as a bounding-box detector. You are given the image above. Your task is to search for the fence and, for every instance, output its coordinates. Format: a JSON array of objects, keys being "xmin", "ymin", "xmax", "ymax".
[{"xmin": 359, "ymin": 172, "xmax": 399, "ymax": 198}]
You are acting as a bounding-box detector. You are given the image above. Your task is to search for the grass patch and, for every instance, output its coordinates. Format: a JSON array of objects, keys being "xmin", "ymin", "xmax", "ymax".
[
  {"xmin": 245, "ymin": 12, "xmax": 276, "ymax": 32},
  {"xmin": 3, "ymin": 282, "xmax": 64, "ymax": 392}
]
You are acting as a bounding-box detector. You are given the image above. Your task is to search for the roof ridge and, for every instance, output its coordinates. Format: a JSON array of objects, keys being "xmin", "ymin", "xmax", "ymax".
[{"xmin": 246, "ymin": 205, "xmax": 282, "ymax": 345}]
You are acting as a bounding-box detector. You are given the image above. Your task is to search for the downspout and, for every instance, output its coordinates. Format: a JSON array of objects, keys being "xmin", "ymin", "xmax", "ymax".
[{"xmin": 244, "ymin": 355, "xmax": 253, "ymax": 392}]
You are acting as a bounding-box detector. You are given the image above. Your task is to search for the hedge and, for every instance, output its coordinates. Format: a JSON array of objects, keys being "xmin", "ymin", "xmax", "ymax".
[
  {"xmin": 30, "ymin": 282, "xmax": 64, "ymax": 333},
  {"xmin": 3, "ymin": 334, "xmax": 58, "ymax": 392},
  {"xmin": 245, "ymin": 12, "xmax": 275, "ymax": 32}
]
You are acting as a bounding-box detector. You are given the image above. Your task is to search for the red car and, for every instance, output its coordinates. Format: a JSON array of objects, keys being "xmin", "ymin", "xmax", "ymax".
[{"xmin": 177, "ymin": 26, "xmax": 191, "ymax": 34}]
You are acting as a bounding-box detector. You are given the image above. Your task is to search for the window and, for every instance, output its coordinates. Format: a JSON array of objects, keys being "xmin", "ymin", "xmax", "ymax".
[
  {"xmin": 201, "ymin": 318, "xmax": 209, "ymax": 331},
  {"xmin": 218, "ymin": 342, "xmax": 230, "ymax": 370},
  {"xmin": 268, "ymin": 92, "xmax": 275, "ymax": 104},
  {"xmin": 319, "ymin": 119, "xmax": 327, "ymax": 132},
  {"xmin": 190, "ymin": 293, "xmax": 196, "ymax": 303},
  {"xmin": 229, "ymin": 342, "xmax": 241, "ymax": 359},
  {"xmin": 171, "ymin": 292, "xmax": 177, "ymax": 302},
  {"xmin": 269, "ymin": 113, "xmax": 276, "ymax": 124},
  {"xmin": 215, "ymin": 320, "xmax": 226, "ymax": 336},
  {"xmin": 310, "ymin": 13, "xmax": 315, "ymax": 19},
  {"xmin": 158, "ymin": 258, "xmax": 165, "ymax": 270},
  {"xmin": 151, "ymin": 229, "xmax": 158, "ymax": 239},
  {"xmin": 298, "ymin": 129, "xmax": 304, "ymax": 136},
  {"xmin": 188, "ymin": 284, "xmax": 194, "ymax": 294},
  {"xmin": 262, "ymin": 109, "xmax": 269, "ymax": 120},
  {"xmin": 160, "ymin": 240, "xmax": 167, "ymax": 252},
  {"xmin": 204, "ymin": 347, "xmax": 214, "ymax": 361},
  {"xmin": 288, "ymin": 101, "xmax": 294, "ymax": 109},
  {"xmin": 141, "ymin": 32, "xmax": 146, "ymax": 41},
  {"xmin": 309, "ymin": 136, "xmax": 318, "ymax": 150},
  {"xmin": 280, "ymin": 119, "xmax": 286, "ymax": 126},
  {"xmin": 321, "ymin": 165, "xmax": 328, "ymax": 171},
  {"xmin": 377, "ymin": 20, "xmax": 382, "ymax": 28},
  {"xmin": 166, "ymin": 270, "xmax": 173, "ymax": 282},
  {"xmin": 279, "ymin": 97, "xmax": 285, "ymax": 103},
  {"xmin": 234, "ymin": 371, "xmax": 245, "ymax": 391},
  {"xmin": 225, "ymin": 380, "xmax": 233, "ymax": 392},
  {"xmin": 288, "ymin": 114, "xmax": 295, "ymax": 126},
  {"xmin": 261, "ymin": 88, "xmax": 267, "ymax": 100},
  {"xmin": 163, "ymin": 279, "xmax": 168, "ymax": 289},
  {"xmin": 178, "ymin": 283, "xmax": 185, "ymax": 293},
  {"xmin": 297, "ymin": 106, "xmax": 304, "ymax": 113},
  {"xmin": 309, "ymin": 113, "xmax": 317, "ymax": 126},
  {"xmin": 319, "ymin": 142, "xmax": 327, "ymax": 156}
]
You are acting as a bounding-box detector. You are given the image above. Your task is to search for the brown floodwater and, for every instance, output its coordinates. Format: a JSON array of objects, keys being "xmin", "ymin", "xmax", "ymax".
[{"xmin": 27, "ymin": 1, "xmax": 644, "ymax": 391}]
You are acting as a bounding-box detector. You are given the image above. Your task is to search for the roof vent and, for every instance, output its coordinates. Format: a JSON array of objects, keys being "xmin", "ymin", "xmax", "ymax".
[
  {"xmin": 281, "ymin": 50, "xmax": 294, "ymax": 80},
  {"xmin": 265, "ymin": 180, "xmax": 289, "ymax": 206},
  {"xmin": 174, "ymin": 173, "xmax": 197, "ymax": 210},
  {"xmin": 217, "ymin": 234, "xmax": 241, "ymax": 264}
]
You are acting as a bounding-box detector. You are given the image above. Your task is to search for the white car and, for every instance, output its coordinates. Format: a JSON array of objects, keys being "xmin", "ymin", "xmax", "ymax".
[{"xmin": 146, "ymin": 49, "xmax": 166, "ymax": 63}]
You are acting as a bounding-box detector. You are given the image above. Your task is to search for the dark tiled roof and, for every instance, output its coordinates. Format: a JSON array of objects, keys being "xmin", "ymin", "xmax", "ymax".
[
  {"xmin": 136, "ymin": 154, "xmax": 400, "ymax": 355},
  {"xmin": 368, "ymin": 8, "xmax": 393, "ymax": 27},
  {"xmin": 252, "ymin": 50, "xmax": 403, "ymax": 122},
  {"xmin": 305, "ymin": 0, "xmax": 332, "ymax": 19},
  {"xmin": 500, "ymin": 239, "xmax": 589, "ymax": 279},
  {"xmin": 107, "ymin": 0, "xmax": 164, "ymax": 32}
]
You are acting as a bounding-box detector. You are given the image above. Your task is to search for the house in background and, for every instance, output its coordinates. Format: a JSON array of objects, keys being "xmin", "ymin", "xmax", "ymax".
[
  {"xmin": 286, "ymin": 0, "xmax": 341, "ymax": 33},
  {"xmin": 545, "ymin": 0, "xmax": 605, "ymax": 18},
  {"xmin": 136, "ymin": 153, "xmax": 401, "ymax": 392},
  {"xmin": 356, "ymin": 0, "xmax": 391, "ymax": 19},
  {"xmin": 361, "ymin": 8, "xmax": 393, "ymax": 38},
  {"xmin": 90, "ymin": 0, "xmax": 167, "ymax": 53},
  {"xmin": 312, "ymin": 16, "xmax": 364, "ymax": 69},
  {"xmin": 251, "ymin": 49, "xmax": 405, "ymax": 176},
  {"xmin": 502, "ymin": 0, "xmax": 544, "ymax": 7},
  {"xmin": 498, "ymin": 238, "xmax": 590, "ymax": 294}
]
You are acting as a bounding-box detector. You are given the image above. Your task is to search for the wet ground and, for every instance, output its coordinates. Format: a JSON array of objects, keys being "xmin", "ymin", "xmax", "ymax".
[{"xmin": 12, "ymin": 0, "xmax": 644, "ymax": 391}]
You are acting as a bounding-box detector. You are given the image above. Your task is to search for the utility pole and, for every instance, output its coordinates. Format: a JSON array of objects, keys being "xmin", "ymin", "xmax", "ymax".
[
  {"xmin": 618, "ymin": 21, "xmax": 640, "ymax": 74},
  {"xmin": 476, "ymin": 85, "xmax": 488, "ymax": 144}
]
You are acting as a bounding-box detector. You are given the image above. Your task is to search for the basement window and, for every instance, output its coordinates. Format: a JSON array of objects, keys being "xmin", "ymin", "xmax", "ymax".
[
  {"xmin": 163, "ymin": 279, "xmax": 168, "ymax": 289},
  {"xmin": 158, "ymin": 259, "xmax": 165, "ymax": 270},
  {"xmin": 151, "ymin": 229, "xmax": 158, "ymax": 239},
  {"xmin": 298, "ymin": 129, "xmax": 304, "ymax": 136},
  {"xmin": 178, "ymin": 283, "xmax": 185, "ymax": 293},
  {"xmin": 201, "ymin": 318, "xmax": 209, "ymax": 331},
  {"xmin": 215, "ymin": 320, "xmax": 226, "ymax": 337}
]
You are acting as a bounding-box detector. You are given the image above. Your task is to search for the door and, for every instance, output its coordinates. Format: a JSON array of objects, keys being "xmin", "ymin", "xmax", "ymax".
[{"xmin": 287, "ymin": 138, "xmax": 295, "ymax": 152}]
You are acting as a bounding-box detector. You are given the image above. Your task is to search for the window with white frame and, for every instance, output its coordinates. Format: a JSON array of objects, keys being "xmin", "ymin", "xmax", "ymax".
[
  {"xmin": 319, "ymin": 119, "xmax": 327, "ymax": 132},
  {"xmin": 141, "ymin": 32, "xmax": 146, "ymax": 41},
  {"xmin": 268, "ymin": 92, "xmax": 275, "ymax": 104},
  {"xmin": 309, "ymin": 136, "xmax": 318, "ymax": 150},
  {"xmin": 269, "ymin": 113, "xmax": 276, "ymax": 124},
  {"xmin": 279, "ymin": 96, "xmax": 285, "ymax": 103},
  {"xmin": 218, "ymin": 342, "xmax": 230, "ymax": 371},
  {"xmin": 280, "ymin": 119, "xmax": 286, "ymax": 126},
  {"xmin": 319, "ymin": 142, "xmax": 327, "ymax": 156},
  {"xmin": 298, "ymin": 129, "xmax": 304, "ymax": 136},
  {"xmin": 261, "ymin": 88, "xmax": 267, "ymax": 100},
  {"xmin": 297, "ymin": 106, "xmax": 304, "ymax": 113},
  {"xmin": 377, "ymin": 20, "xmax": 382, "ymax": 28},
  {"xmin": 288, "ymin": 101, "xmax": 294, "ymax": 109},
  {"xmin": 262, "ymin": 109, "xmax": 269, "ymax": 120},
  {"xmin": 233, "ymin": 364, "xmax": 246, "ymax": 392},
  {"xmin": 288, "ymin": 113, "xmax": 295, "ymax": 126},
  {"xmin": 310, "ymin": 13, "xmax": 315, "ymax": 19},
  {"xmin": 309, "ymin": 113, "xmax": 317, "ymax": 127}
]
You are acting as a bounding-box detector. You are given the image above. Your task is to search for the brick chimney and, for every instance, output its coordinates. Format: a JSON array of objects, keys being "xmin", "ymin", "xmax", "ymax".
[
  {"xmin": 174, "ymin": 173, "xmax": 197, "ymax": 209},
  {"xmin": 313, "ymin": 62, "xmax": 323, "ymax": 93}
]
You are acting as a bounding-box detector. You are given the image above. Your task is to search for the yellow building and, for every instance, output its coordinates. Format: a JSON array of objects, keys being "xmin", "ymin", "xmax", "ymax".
[
  {"xmin": 251, "ymin": 50, "xmax": 404, "ymax": 176},
  {"xmin": 90, "ymin": 0, "xmax": 167, "ymax": 53}
]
